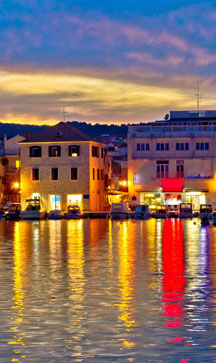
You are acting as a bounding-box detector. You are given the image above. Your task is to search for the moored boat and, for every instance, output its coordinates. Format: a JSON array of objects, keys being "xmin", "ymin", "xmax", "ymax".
[
  {"xmin": 65, "ymin": 205, "xmax": 82, "ymax": 219},
  {"xmin": 134, "ymin": 204, "xmax": 151, "ymax": 219},
  {"xmin": 5, "ymin": 203, "xmax": 21, "ymax": 220},
  {"xmin": 166, "ymin": 204, "xmax": 179, "ymax": 218},
  {"xmin": 179, "ymin": 203, "xmax": 193, "ymax": 218},
  {"xmin": 154, "ymin": 205, "xmax": 167, "ymax": 219},
  {"xmin": 110, "ymin": 203, "xmax": 130, "ymax": 219},
  {"xmin": 47, "ymin": 210, "xmax": 64, "ymax": 220},
  {"xmin": 21, "ymin": 199, "xmax": 46, "ymax": 220}
]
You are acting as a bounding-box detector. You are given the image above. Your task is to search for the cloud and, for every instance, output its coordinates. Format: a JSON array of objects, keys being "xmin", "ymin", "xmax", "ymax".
[{"xmin": 0, "ymin": 2, "xmax": 216, "ymax": 124}]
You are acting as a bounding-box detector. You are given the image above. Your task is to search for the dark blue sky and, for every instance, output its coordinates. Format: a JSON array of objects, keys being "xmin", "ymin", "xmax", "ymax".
[{"xmin": 0, "ymin": 0, "xmax": 215, "ymax": 124}]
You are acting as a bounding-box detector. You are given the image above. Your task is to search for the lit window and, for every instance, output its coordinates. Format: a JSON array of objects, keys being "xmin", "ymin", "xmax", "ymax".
[
  {"xmin": 49, "ymin": 146, "xmax": 61, "ymax": 157},
  {"xmin": 50, "ymin": 195, "xmax": 61, "ymax": 210},
  {"xmin": 68, "ymin": 145, "xmax": 80, "ymax": 157}
]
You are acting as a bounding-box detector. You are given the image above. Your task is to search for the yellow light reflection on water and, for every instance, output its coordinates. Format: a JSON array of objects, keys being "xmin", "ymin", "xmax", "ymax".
[
  {"xmin": 8, "ymin": 222, "xmax": 26, "ymax": 360},
  {"xmin": 116, "ymin": 221, "xmax": 136, "ymax": 349},
  {"xmin": 108, "ymin": 219, "xmax": 113, "ymax": 273},
  {"xmin": 67, "ymin": 220, "xmax": 85, "ymax": 335}
]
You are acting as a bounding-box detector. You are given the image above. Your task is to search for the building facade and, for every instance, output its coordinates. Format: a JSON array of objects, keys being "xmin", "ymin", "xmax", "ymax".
[
  {"xmin": 19, "ymin": 122, "xmax": 106, "ymax": 212},
  {"xmin": 128, "ymin": 111, "xmax": 216, "ymax": 212},
  {"xmin": 2, "ymin": 134, "xmax": 24, "ymax": 203}
]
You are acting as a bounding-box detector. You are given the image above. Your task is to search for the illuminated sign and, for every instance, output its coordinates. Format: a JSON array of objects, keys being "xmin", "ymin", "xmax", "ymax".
[{"xmin": 162, "ymin": 179, "xmax": 183, "ymax": 192}]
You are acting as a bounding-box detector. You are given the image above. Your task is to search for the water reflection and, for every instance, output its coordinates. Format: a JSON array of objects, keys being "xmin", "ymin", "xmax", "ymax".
[
  {"xmin": 161, "ymin": 219, "xmax": 186, "ymax": 330},
  {"xmin": 117, "ymin": 221, "xmax": 136, "ymax": 327},
  {"xmin": 0, "ymin": 219, "xmax": 215, "ymax": 361},
  {"xmin": 10, "ymin": 222, "xmax": 26, "ymax": 360}
]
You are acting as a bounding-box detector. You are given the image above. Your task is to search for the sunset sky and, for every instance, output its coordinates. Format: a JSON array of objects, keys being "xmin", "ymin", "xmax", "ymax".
[{"xmin": 1, "ymin": 0, "xmax": 216, "ymax": 124}]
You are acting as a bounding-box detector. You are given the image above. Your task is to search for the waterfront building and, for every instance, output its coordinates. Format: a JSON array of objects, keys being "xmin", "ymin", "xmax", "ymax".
[
  {"xmin": 2, "ymin": 134, "xmax": 24, "ymax": 203},
  {"xmin": 97, "ymin": 134, "xmax": 128, "ymax": 205},
  {"xmin": 128, "ymin": 111, "xmax": 216, "ymax": 212},
  {"xmin": 19, "ymin": 122, "xmax": 106, "ymax": 212}
]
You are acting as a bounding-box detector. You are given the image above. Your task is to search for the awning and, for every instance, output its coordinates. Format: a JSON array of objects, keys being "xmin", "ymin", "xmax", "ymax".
[
  {"xmin": 162, "ymin": 179, "xmax": 184, "ymax": 192},
  {"xmin": 184, "ymin": 188, "xmax": 208, "ymax": 193}
]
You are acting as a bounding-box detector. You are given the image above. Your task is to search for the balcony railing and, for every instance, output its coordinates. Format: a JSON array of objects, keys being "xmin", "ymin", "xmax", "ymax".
[
  {"xmin": 129, "ymin": 125, "xmax": 216, "ymax": 138},
  {"xmin": 7, "ymin": 167, "xmax": 20, "ymax": 174}
]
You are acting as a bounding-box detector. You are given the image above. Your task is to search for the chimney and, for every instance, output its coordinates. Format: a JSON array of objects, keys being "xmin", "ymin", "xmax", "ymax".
[
  {"xmin": 3, "ymin": 134, "xmax": 7, "ymax": 155},
  {"xmin": 25, "ymin": 131, "xmax": 33, "ymax": 140}
]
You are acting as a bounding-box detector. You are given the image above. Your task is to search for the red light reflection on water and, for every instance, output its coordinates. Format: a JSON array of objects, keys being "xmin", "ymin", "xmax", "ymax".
[{"xmin": 160, "ymin": 219, "xmax": 186, "ymax": 329}]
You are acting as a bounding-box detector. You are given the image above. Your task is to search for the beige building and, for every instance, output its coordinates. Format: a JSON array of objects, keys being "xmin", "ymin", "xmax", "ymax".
[
  {"xmin": 19, "ymin": 122, "xmax": 106, "ymax": 212},
  {"xmin": 3, "ymin": 134, "xmax": 24, "ymax": 203},
  {"xmin": 128, "ymin": 111, "xmax": 216, "ymax": 212}
]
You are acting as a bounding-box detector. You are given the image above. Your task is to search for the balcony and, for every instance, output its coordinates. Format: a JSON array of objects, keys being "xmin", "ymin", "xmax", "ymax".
[
  {"xmin": 7, "ymin": 167, "xmax": 20, "ymax": 174},
  {"xmin": 129, "ymin": 125, "xmax": 216, "ymax": 138}
]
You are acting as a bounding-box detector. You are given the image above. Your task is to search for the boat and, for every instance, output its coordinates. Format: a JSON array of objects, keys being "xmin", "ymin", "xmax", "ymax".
[
  {"xmin": 5, "ymin": 203, "xmax": 21, "ymax": 220},
  {"xmin": 110, "ymin": 203, "xmax": 130, "ymax": 219},
  {"xmin": 134, "ymin": 205, "xmax": 151, "ymax": 219},
  {"xmin": 154, "ymin": 205, "xmax": 167, "ymax": 219},
  {"xmin": 179, "ymin": 203, "xmax": 193, "ymax": 218},
  {"xmin": 166, "ymin": 204, "xmax": 179, "ymax": 218},
  {"xmin": 47, "ymin": 210, "xmax": 64, "ymax": 220},
  {"xmin": 0, "ymin": 206, "xmax": 8, "ymax": 220},
  {"xmin": 21, "ymin": 198, "xmax": 47, "ymax": 220},
  {"xmin": 200, "ymin": 204, "xmax": 212, "ymax": 219},
  {"xmin": 200, "ymin": 204, "xmax": 216, "ymax": 225},
  {"xmin": 65, "ymin": 205, "xmax": 82, "ymax": 219}
]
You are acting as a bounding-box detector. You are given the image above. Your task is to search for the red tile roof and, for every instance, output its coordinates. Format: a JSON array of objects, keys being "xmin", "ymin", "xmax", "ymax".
[{"xmin": 20, "ymin": 122, "xmax": 94, "ymax": 143}]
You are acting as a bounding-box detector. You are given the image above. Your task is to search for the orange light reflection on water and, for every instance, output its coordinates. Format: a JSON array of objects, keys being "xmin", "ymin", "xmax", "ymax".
[{"xmin": 8, "ymin": 222, "xmax": 26, "ymax": 360}]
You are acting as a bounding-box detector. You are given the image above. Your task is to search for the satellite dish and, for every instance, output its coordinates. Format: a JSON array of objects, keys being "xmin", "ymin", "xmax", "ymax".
[{"xmin": 164, "ymin": 114, "xmax": 169, "ymax": 121}]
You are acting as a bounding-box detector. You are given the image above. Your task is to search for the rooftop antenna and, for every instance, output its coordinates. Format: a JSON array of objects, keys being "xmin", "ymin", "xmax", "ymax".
[
  {"xmin": 195, "ymin": 83, "xmax": 201, "ymax": 113},
  {"xmin": 63, "ymin": 107, "xmax": 68, "ymax": 122}
]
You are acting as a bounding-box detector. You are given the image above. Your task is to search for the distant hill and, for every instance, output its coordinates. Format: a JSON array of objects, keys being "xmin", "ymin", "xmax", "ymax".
[{"xmin": 0, "ymin": 121, "xmax": 129, "ymax": 139}]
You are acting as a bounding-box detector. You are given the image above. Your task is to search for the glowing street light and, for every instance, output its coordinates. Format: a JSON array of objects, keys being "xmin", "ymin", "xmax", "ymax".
[{"xmin": 14, "ymin": 182, "xmax": 19, "ymax": 189}]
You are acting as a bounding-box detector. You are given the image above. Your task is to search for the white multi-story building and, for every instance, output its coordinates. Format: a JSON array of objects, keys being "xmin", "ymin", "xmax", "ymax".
[{"xmin": 128, "ymin": 111, "xmax": 216, "ymax": 212}]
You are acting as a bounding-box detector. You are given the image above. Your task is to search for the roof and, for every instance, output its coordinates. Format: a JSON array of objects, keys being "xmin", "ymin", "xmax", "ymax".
[{"xmin": 19, "ymin": 122, "xmax": 94, "ymax": 143}]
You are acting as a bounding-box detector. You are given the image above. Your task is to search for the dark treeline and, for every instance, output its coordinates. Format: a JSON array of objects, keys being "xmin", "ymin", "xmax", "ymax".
[{"xmin": 0, "ymin": 121, "xmax": 132, "ymax": 139}]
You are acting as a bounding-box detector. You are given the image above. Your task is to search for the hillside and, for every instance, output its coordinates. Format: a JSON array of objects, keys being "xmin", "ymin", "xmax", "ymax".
[{"xmin": 0, "ymin": 121, "xmax": 129, "ymax": 139}]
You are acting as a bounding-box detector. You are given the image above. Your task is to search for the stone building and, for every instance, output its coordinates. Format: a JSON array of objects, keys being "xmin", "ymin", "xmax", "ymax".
[
  {"xmin": 19, "ymin": 122, "xmax": 106, "ymax": 212},
  {"xmin": 128, "ymin": 111, "xmax": 216, "ymax": 212}
]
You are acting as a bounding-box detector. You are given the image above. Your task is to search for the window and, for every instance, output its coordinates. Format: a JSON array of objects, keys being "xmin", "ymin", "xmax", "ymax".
[
  {"xmin": 30, "ymin": 146, "xmax": 41, "ymax": 157},
  {"xmin": 92, "ymin": 146, "xmax": 99, "ymax": 157},
  {"xmin": 97, "ymin": 168, "xmax": 100, "ymax": 180},
  {"xmin": 32, "ymin": 168, "xmax": 39, "ymax": 180},
  {"xmin": 101, "ymin": 148, "xmax": 104, "ymax": 158},
  {"xmin": 176, "ymin": 160, "xmax": 184, "ymax": 178},
  {"xmin": 101, "ymin": 169, "xmax": 104, "ymax": 180},
  {"xmin": 16, "ymin": 160, "xmax": 20, "ymax": 169},
  {"xmin": 49, "ymin": 145, "xmax": 61, "ymax": 157},
  {"xmin": 51, "ymin": 168, "xmax": 58, "ymax": 180},
  {"xmin": 71, "ymin": 167, "xmax": 78, "ymax": 180},
  {"xmin": 156, "ymin": 160, "xmax": 169, "ymax": 178},
  {"xmin": 137, "ymin": 143, "xmax": 150, "ymax": 151},
  {"xmin": 176, "ymin": 143, "xmax": 189, "ymax": 151},
  {"xmin": 196, "ymin": 142, "xmax": 209, "ymax": 150},
  {"xmin": 93, "ymin": 168, "xmax": 95, "ymax": 180},
  {"xmin": 50, "ymin": 195, "xmax": 61, "ymax": 210},
  {"xmin": 68, "ymin": 145, "xmax": 80, "ymax": 157},
  {"xmin": 156, "ymin": 143, "xmax": 169, "ymax": 151}
]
